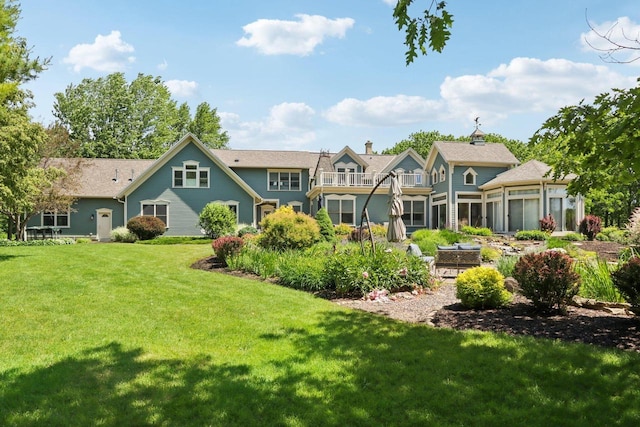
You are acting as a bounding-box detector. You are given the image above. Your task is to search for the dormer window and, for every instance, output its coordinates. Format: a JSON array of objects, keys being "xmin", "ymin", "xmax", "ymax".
[
  {"xmin": 439, "ymin": 165, "xmax": 446, "ymax": 183},
  {"xmin": 173, "ymin": 161, "xmax": 209, "ymax": 188},
  {"xmin": 431, "ymin": 169, "xmax": 438, "ymax": 185},
  {"xmin": 463, "ymin": 168, "xmax": 478, "ymax": 186}
]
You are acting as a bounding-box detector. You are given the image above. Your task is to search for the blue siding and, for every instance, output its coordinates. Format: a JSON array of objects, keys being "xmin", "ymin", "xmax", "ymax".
[
  {"xmin": 126, "ymin": 142, "xmax": 256, "ymax": 236},
  {"xmin": 232, "ymin": 168, "xmax": 310, "ymax": 211},
  {"xmin": 394, "ymin": 156, "xmax": 422, "ymax": 172}
]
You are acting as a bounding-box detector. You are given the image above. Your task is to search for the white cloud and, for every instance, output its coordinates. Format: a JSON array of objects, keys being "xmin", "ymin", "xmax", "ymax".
[
  {"xmin": 324, "ymin": 57, "xmax": 635, "ymax": 131},
  {"xmin": 324, "ymin": 95, "xmax": 444, "ymax": 126},
  {"xmin": 381, "ymin": 0, "xmax": 397, "ymax": 6},
  {"xmin": 236, "ymin": 14, "xmax": 355, "ymax": 56},
  {"xmin": 157, "ymin": 59, "xmax": 168, "ymax": 71},
  {"xmin": 165, "ymin": 80, "xmax": 198, "ymax": 98},
  {"xmin": 220, "ymin": 102, "xmax": 316, "ymax": 149},
  {"xmin": 581, "ymin": 16, "xmax": 640, "ymax": 64},
  {"xmin": 63, "ymin": 30, "xmax": 135, "ymax": 72}
]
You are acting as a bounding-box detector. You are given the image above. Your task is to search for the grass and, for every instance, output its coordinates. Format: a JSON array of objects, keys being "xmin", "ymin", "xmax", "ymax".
[{"xmin": 1, "ymin": 244, "xmax": 640, "ymax": 426}]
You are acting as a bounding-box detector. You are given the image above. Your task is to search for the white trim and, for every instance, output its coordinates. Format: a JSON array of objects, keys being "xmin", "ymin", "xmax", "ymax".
[
  {"xmin": 267, "ymin": 170, "xmax": 302, "ymax": 191},
  {"xmin": 401, "ymin": 195, "xmax": 427, "ymax": 227},
  {"xmin": 325, "ymin": 194, "xmax": 357, "ymax": 226},
  {"xmin": 463, "ymin": 167, "xmax": 478, "ymax": 186},
  {"xmin": 140, "ymin": 199, "xmax": 170, "ymax": 227},
  {"xmin": 41, "ymin": 208, "xmax": 71, "ymax": 228},
  {"xmin": 172, "ymin": 160, "xmax": 210, "ymax": 188}
]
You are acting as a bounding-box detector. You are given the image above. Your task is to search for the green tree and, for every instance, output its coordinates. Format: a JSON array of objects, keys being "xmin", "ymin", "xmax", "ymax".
[
  {"xmin": 53, "ymin": 72, "xmax": 182, "ymax": 159},
  {"xmin": 188, "ymin": 102, "xmax": 229, "ymax": 149},
  {"xmin": 393, "ymin": 0, "xmax": 453, "ymax": 65},
  {"xmin": 531, "ymin": 81, "xmax": 640, "ymax": 223},
  {"xmin": 0, "ymin": 0, "xmax": 60, "ymax": 240}
]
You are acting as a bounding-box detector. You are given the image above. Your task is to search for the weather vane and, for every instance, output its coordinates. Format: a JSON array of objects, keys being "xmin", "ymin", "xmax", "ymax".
[{"xmin": 474, "ymin": 116, "xmax": 481, "ymax": 130}]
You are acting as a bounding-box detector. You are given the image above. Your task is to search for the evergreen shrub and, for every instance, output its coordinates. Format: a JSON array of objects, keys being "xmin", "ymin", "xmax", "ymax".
[
  {"xmin": 315, "ymin": 208, "xmax": 336, "ymax": 243},
  {"xmin": 513, "ymin": 251, "xmax": 580, "ymax": 311},
  {"xmin": 514, "ymin": 230, "xmax": 548, "ymax": 241},
  {"xmin": 110, "ymin": 226, "xmax": 137, "ymax": 243},
  {"xmin": 126, "ymin": 216, "xmax": 166, "ymax": 240},
  {"xmin": 455, "ymin": 267, "xmax": 511, "ymax": 309}
]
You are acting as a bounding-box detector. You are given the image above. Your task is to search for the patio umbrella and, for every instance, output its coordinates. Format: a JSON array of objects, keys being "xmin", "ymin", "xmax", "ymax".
[{"xmin": 386, "ymin": 172, "xmax": 407, "ymax": 242}]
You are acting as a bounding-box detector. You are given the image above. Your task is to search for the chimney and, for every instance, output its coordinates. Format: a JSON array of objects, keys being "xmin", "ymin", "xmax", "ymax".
[{"xmin": 365, "ymin": 140, "xmax": 373, "ymax": 154}]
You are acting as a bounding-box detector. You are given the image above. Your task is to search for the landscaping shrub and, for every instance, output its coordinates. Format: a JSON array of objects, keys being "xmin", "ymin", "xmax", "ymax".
[
  {"xmin": 513, "ymin": 251, "xmax": 580, "ymax": 311},
  {"xmin": 547, "ymin": 237, "xmax": 579, "ymax": 258},
  {"xmin": 258, "ymin": 206, "xmax": 321, "ymax": 251},
  {"xmin": 0, "ymin": 238, "xmax": 76, "ymax": 246},
  {"xmin": 334, "ymin": 223, "xmax": 353, "ymax": 236},
  {"xmin": 237, "ymin": 225, "xmax": 258, "ymax": 237},
  {"xmin": 126, "ymin": 216, "xmax": 166, "ymax": 240},
  {"xmin": 315, "ymin": 208, "xmax": 336, "ymax": 243},
  {"xmin": 349, "ymin": 226, "xmax": 370, "ymax": 242},
  {"xmin": 514, "ymin": 230, "xmax": 548, "ymax": 241},
  {"xmin": 198, "ymin": 202, "xmax": 236, "ymax": 239},
  {"xmin": 75, "ymin": 237, "xmax": 93, "ymax": 244},
  {"xmin": 596, "ymin": 226, "xmax": 627, "ymax": 243},
  {"xmin": 228, "ymin": 246, "xmax": 281, "ymax": 279},
  {"xmin": 611, "ymin": 256, "xmax": 640, "ymax": 314},
  {"xmin": 461, "ymin": 225, "xmax": 492, "ymax": 236},
  {"xmin": 561, "ymin": 232, "xmax": 583, "ymax": 241},
  {"xmin": 579, "ymin": 214, "xmax": 602, "ymax": 241},
  {"xmin": 212, "ymin": 236, "xmax": 244, "ymax": 264},
  {"xmin": 481, "ymin": 246, "xmax": 502, "ymax": 262},
  {"xmin": 110, "ymin": 226, "xmax": 137, "ymax": 243},
  {"xmin": 539, "ymin": 214, "xmax": 556, "ymax": 233},
  {"xmin": 370, "ymin": 223, "xmax": 387, "ymax": 237},
  {"xmin": 410, "ymin": 229, "xmax": 467, "ymax": 256},
  {"xmin": 495, "ymin": 255, "xmax": 520, "ymax": 278},
  {"xmin": 455, "ymin": 267, "xmax": 511, "ymax": 309}
]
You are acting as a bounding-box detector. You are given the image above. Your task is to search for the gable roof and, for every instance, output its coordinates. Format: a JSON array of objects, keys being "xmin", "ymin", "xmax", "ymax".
[
  {"xmin": 116, "ymin": 133, "xmax": 262, "ymax": 201},
  {"xmin": 479, "ymin": 159, "xmax": 576, "ymax": 190},
  {"xmin": 425, "ymin": 141, "xmax": 520, "ymax": 170},
  {"xmin": 382, "ymin": 148, "xmax": 425, "ymax": 172},
  {"xmin": 331, "ymin": 146, "xmax": 369, "ymax": 169}
]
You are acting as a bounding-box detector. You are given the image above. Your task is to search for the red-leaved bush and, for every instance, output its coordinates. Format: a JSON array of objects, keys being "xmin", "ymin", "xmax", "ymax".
[
  {"xmin": 579, "ymin": 214, "xmax": 602, "ymax": 241},
  {"xmin": 512, "ymin": 250, "xmax": 580, "ymax": 312},
  {"xmin": 212, "ymin": 236, "xmax": 244, "ymax": 264},
  {"xmin": 539, "ymin": 214, "xmax": 556, "ymax": 233}
]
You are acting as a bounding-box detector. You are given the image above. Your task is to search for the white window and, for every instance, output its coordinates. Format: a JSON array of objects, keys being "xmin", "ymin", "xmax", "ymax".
[
  {"xmin": 42, "ymin": 209, "xmax": 70, "ymax": 228},
  {"xmin": 402, "ymin": 197, "xmax": 426, "ymax": 226},
  {"xmin": 326, "ymin": 195, "xmax": 356, "ymax": 225},
  {"xmin": 173, "ymin": 161, "xmax": 209, "ymax": 188},
  {"xmin": 431, "ymin": 169, "xmax": 438, "ymax": 185},
  {"xmin": 439, "ymin": 165, "xmax": 446, "ymax": 182},
  {"xmin": 463, "ymin": 168, "xmax": 477, "ymax": 186},
  {"xmin": 269, "ymin": 170, "xmax": 301, "ymax": 191},
  {"xmin": 288, "ymin": 201, "xmax": 303, "ymax": 213},
  {"xmin": 142, "ymin": 201, "xmax": 169, "ymax": 226}
]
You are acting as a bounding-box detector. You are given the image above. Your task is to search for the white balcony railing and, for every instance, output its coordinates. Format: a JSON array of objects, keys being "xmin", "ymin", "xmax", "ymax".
[{"xmin": 317, "ymin": 172, "xmax": 425, "ymax": 188}]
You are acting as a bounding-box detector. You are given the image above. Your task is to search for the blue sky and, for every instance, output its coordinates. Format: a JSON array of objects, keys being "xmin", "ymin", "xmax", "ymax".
[{"xmin": 18, "ymin": 0, "xmax": 640, "ymax": 153}]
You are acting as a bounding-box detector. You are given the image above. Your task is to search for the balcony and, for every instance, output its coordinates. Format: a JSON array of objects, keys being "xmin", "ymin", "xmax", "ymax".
[{"xmin": 316, "ymin": 172, "xmax": 425, "ymax": 188}]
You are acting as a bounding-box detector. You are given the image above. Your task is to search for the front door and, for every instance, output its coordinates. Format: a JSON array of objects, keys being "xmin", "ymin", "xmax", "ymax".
[{"xmin": 96, "ymin": 209, "xmax": 112, "ymax": 241}]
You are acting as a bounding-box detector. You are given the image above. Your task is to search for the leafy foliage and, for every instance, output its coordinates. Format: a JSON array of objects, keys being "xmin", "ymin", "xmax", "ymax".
[
  {"xmin": 258, "ymin": 206, "xmax": 321, "ymax": 251},
  {"xmin": 212, "ymin": 236, "xmax": 244, "ymax": 264},
  {"xmin": 315, "ymin": 208, "xmax": 336, "ymax": 243},
  {"xmin": 188, "ymin": 102, "xmax": 229, "ymax": 148},
  {"xmin": 461, "ymin": 225, "xmax": 492, "ymax": 236},
  {"xmin": 495, "ymin": 255, "xmax": 521, "ymax": 278},
  {"xmin": 539, "ymin": 214, "xmax": 557, "ymax": 233},
  {"xmin": 514, "ymin": 230, "xmax": 549, "ymax": 241},
  {"xmin": 575, "ymin": 260, "xmax": 623, "ymax": 303},
  {"xmin": 579, "ymin": 215, "xmax": 602, "ymax": 241},
  {"xmin": 126, "ymin": 216, "xmax": 166, "ymax": 241},
  {"xmin": 110, "ymin": 226, "xmax": 137, "ymax": 243},
  {"xmin": 626, "ymin": 207, "xmax": 640, "ymax": 246},
  {"xmin": 237, "ymin": 225, "xmax": 258, "ymax": 237},
  {"xmin": 455, "ymin": 267, "xmax": 511, "ymax": 309},
  {"xmin": 611, "ymin": 256, "xmax": 640, "ymax": 314},
  {"xmin": 513, "ymin": 251, "xmax": 581, "ymax": 311},
  {"xmin": 198, "ymin": 202, "xmax": 236, "ymax": 239},
  {"xmin": 393, "ymin": 0, "xmax": 453, "ymax": 65}
]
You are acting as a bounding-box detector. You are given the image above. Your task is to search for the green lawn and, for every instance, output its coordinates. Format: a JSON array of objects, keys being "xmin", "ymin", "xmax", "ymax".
[{"xmin": 1, "ymin": 244, "xmax": 639, "ymax": 426}]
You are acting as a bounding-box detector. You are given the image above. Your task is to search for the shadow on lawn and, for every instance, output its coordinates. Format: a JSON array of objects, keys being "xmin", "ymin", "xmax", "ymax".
[{"xmin": 2, "ymin": 313, "xmax": 640, "ymax": 426}]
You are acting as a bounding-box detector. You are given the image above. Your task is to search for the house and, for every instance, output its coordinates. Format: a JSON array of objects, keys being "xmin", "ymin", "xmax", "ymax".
[{"xmin": 27, "ymin": 131, "xmax": 584, "ymax": 240}]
